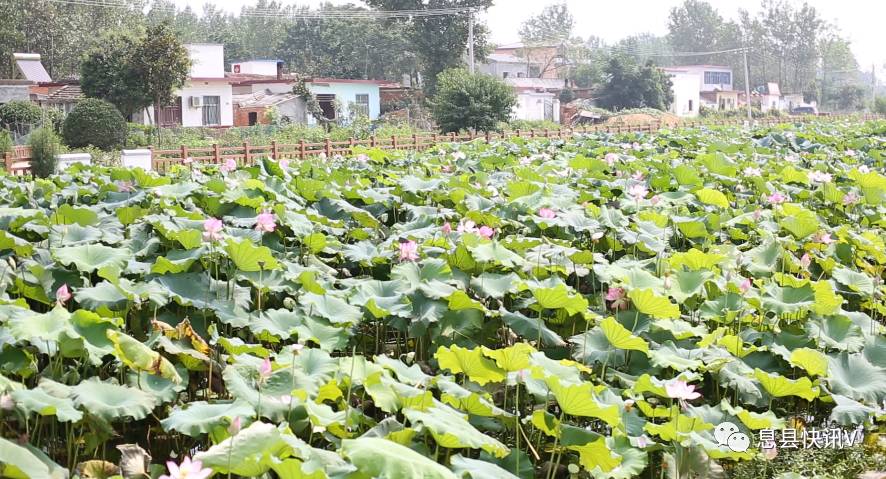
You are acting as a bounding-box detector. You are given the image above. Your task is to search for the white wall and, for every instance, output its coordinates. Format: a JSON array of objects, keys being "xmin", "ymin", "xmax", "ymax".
[
  {"xmin": 305, "ymin": 82, "xmax": 381, "ymax": 124},
  {"xmin": 513, "ymin": 91, "xmax": 559, "ymax": 122},
  {"xmin": 186, "ymin": 44, "xmax": 225, "ymax": 79},
  {"xmin": 232, "ymin": 60, "xmax": 279, "ymax": 76},
  {"xmin": 668, "ymin": 72, "xmax": 700, "ymax": 117},
  {"xmin": 233, "ymin": 82, "xmax": 294, "ymax": 95},
  {"xmin": 677, "ymin": 65, "xmax": 733, "ymax": 92},
  {"xmin": 479, "ymin": 61, "xmax": 531, "ymax": 79},
  {"xmin": 180, "ymin": 82, "xmax": 233, "ymax": 127}
]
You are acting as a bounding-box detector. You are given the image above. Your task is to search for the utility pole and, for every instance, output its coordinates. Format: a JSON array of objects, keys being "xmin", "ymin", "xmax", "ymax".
[
  {"xmin": 872, "ymin": 63, "xmax": 877, "ymax": 110},
  {"xmin": 467, "ymin": 9, "xmax": 475, "ymax": 74},
  {"xmin": 743, "ymin": 47, "xmax": 752, "ymax": 121}
]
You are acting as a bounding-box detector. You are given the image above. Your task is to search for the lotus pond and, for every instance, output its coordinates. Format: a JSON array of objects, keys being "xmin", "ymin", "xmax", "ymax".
[{"xmin": 0, "ymin": 120, "xmax": 885, "ymax": 479}]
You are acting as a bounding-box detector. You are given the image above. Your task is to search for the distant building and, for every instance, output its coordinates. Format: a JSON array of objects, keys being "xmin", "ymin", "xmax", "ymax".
[
  {"xmin": 661, "ymin": 68, "xmax": 700, "ymax": 117},
  {"xmin": 479, "ymin": 53, "xmax": 543, "ymax": 80},
  {"xmin": 488, "ymin": 42, "xmax": 566, "ymax": 79},
  {"xmin": 505, "ymin": 78, "xmax": 571, "ymax": 122}
]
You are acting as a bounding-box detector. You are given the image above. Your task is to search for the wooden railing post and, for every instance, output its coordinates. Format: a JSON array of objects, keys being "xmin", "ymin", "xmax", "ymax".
[
  {"xmin": 543, "ymin": 128, "xmax": 550, "ymax": 138},
  {"xmin": 4, "ymin": 151, "xmax": 11, "ymax": 173},
  {"xmin": 432, "ymin": 132, "xmax": 438, "ymax": 144},
  {"xmin": 243, "ymin": 141, "xmax": 250, "ymax": 165},
  {"xmin": 213, "ymin": 144, "xmax": 220, "ymax": 164},
  {"xmin": 271, "ymin": 140, "xmax": 279, "ymax": 160},
  {"xmin": 391, "ymin": 135, "xmax": 398, "ymax": 149},
  {"xmin": 299, "ymin": 139, "xmax": 306, "ymax": 160},
  {"xmin": 148, "ymin": 146, "xmax": 154, "ymax": 170},
  {"xmin": 412, "ymin": 133, "xmax": 418, "ymax": 149},
  {"xmin": 324, "ymin": 138, "xmax": 332, "ymax": 157},
  {"xmin": 180, "ymin": 145, "xmax": 188, "ymax": 163},
  {"xmin": 370, "ymin": 135, "xmax": 376, "ymax": 147},
  {"xmin": 485, "ymin": 131, "xmax": 491, "ymax": 143},
  {"xmin": 530, "ymin": 129, "xmax": 536, "ymax": 139}
]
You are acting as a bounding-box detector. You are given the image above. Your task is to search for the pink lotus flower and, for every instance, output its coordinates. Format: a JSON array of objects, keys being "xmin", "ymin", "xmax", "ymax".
[
  {"xmin": 665, "ymin": 380, "xmax": 701, "ymax": 401},
  {"xmin": 478, "ymin": 226, "xmax": 494, "ymax": 239},
  {"xmin": 842, "ymin": 192, "xmax": 860, "ymax": 205},
  {"xmin": 808, "ymin": 171, "xmax": 832, "ymax": 183},
  {"xmin": 258, "ymin": 357, "xmax": 273, "ymax": 381},
  {"xmin": 814, "ymin": 231, "xmax": 834, "ymax": 245},
  {"xmin": 631, "ymin": 171, "xmax": 645, "ymax": 181},
  {"xmin": 743, "ymin": 166, "xmax": 762, "ymax": 177},
  {"xmin": 452, "ymin": 151, "xmax": 466, "ymax": 161},
  {"xmin": 457, "ymin": 220, "xmax": 477, "ymax": 234},
  {"xmin": 116, "ymin": 181, "xmax": 135, "ymax": 192},
  {"xmin": 753, "ymin": 209, "xmax": 763, "ymax": 221},
  {"xmin": 441, "ymin": 222, "xmax": 452, "ymax": 234},
  {"xmin": 441, "ymin": 165, "xmax": 453, "ymax": 173},
  {"xmin": 858, "ymin": 165, "xmax": 870, "ymax": 173},
  {"xmin": 228, "ymin": 416, "xmax": 241, "ymax": 436},
  {"xmin": 605, "ymin": 287, "xmax": 629, "ymax": 310},
  {"xmin": 845, "ymin": 149, "xmax": 856, "ymax": 157},
  {"xmin": 355, "ymin": 154, "xmax": 370, "ymax": 163},
  {"xmin": 604, "ymin": 153, "xmax": 618, "ymax": 166},
  {"xmin": 650, "ymin": 195, "xmax": 662, "ymax": 206},
  {"xmin": 56, "ymin": 284, "xmax": 72, "ymax": 305},
  {"xmin": 254, "ymin": 212, "xmax": 276, "ymax": 233},
  {"xmin": 202, "ymin": 218, "xmax": 223, "ymax": 242},
  {"xmin": 628, "ymin": 184, "xmax": 648, "ymax": 201},
  {"xmin": 739, "ymin": 277, "xmax": 752, "ymax": 294},
  {"xmin": 632, "ymin": 142, "xmax": 641, "ymax": 150},
  {"xmin": 279, "ymin": 158, "xmax": 290, "ymax": 169},
  {"xmin": 220, "ymin": 158, "xmax": 237, "ymax": 173},
  {"xmin": 0, "ymin": 394, "xmax": 14, "ymax": 411},
  {"xmin": 538, "ymin": 208, "xmax": 557, "ymax": 219},
  {"xmin": 591, "ymin": 231, "xmax": 605, "ymax": 241},
  {"xmin": 399, "ymin": 240, "xmax": 419, "ymax": 262},
  {"xmin": 291, "ymin": 343, "xmax": 304, "ymax": 354},
  {"xmin": 159, "ymin": 456, "xmax": 212, "ymax": 479},
  {"xmin": 663, "ymin": 275, "xmax": 672, "ymax": 289},
  {"xmin": 799, "ymin": 253, "xmax": 811, "ymax": 269},
  {"xmin": 766, "ymin": 192, "xmax": 788, "ymax": 205},
  {"xmin": 518, "ymin": 157, "xmax": 532, "ymax": 166},
  {"xmin": 636, "ymin": 435, "xmax": 650, "ymax": 448}
]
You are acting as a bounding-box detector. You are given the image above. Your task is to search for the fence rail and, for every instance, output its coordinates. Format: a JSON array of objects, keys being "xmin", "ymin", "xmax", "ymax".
[{"xmin": 4, "ymin": 114, "xmax": 883, "ymax": 176}]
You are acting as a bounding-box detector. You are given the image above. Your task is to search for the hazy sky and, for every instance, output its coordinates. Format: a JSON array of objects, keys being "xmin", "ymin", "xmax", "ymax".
[{"xmin": 171, "ymin": 0, "xmax": 885, "ymax": 76}]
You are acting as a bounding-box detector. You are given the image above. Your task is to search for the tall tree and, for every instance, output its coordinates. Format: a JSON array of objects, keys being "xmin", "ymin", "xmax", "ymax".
[
  {"xmin": 362, "ymin": 0, "xmax": 493, "ymax": 94},
  {"xmin": 130, "ymin": 22, "xmax": 190, "ymax": 124},
  {"xmin": 519, "ymin": 3, "xmax": 574, "ymax": 45},
  {"xmin": 596, "ymin": 55, "xmax": 673, "ymax": 111},
  {"xmin": 80, "ymin": 29, "xmax": 151, "ymax": 118}
]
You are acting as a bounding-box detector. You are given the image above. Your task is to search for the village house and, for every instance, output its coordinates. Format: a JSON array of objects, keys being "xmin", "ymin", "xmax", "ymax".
[
  {"xmin": 489, "ymin": 42, "xmax": 566, "ymax": 79},
  {"xmin": 661, "ymin": 67, "xmax": 701, "ymax": 117}
]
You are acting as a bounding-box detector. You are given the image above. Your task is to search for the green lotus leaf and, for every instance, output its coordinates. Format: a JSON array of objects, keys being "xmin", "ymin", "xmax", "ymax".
[
  {"xmin": 546, "ymin": 377, "xmax": 620, "ymax": 427},
  {"xmin": 778, "ymin": 204, "xmax": 819, "ymax": 239},
  {"xmin": 831, "ymin": 267, "xmax": 875, "ymax": 295},
  {"xmin": 481, "ymin": 343, "xmax": 535, "ymax": 372},
  {"xmin": 600, "ymin": 316, "xmax": 649, "ymax": 354},
  {"xmin": 827, "ymin": 352, "xmax": 886, "ymax": 404},
  {"xmin": 569, "ymin": 437, "xmax": 621, "ymax": 474},
  {"xmin": 501, "ymin": 308, "xmax": 566, "ymax": 347},
  {"xmin": 807, "ymin": 316, "xmax": 865, "ymax": 351},
  {"xmin": 106, "ymin": 330, "xmax": 181, "ymax": 383},
  {"xmin": 404, "ymin": 406, "xmax": 510, "ymax": 458},
  {"xmin": 469, "ymin": 241, "xmax": 525, "ymax": 267},
  {"xmin": 532, "ymin": 284, "xmax": 588, "ymax": 315},
  {"xmin": 299, "ymin": 292, "xmax": 362, "ymax": 324},
  {"xmin": 53, "ymin": 244, "xmax": 130, "ymax": 273},
  {"xmin": 669, "ymin": 249, "xmax": 725, "ymax": 271},
  {"xmin": 450, "ymin": 454, "xmax": 520, "ymax": 479},
  {"xmin": 761, "ymin": 283, "xmax": 815, "ymax": 315},
  {"xmin": 628, "ymin": 288, "xmax": 680, "ymax": 319},
  {"xmin": 11, "ymin": 379, "xmax": 82, "ymax": 423},
  {"xmin": 194, "ymin": 421, "xmax": 292, "ymax": 477},
  {"xmin": 0, "ymin": 437, "xmax": 68, "ymax": 479},
  {"xmin": 50, "ymin": 204, "xmax": 99, "ymax": 226},
  {"xmin": 161, "ymin": 400, "xmax": 255, "ymax": 437},
  {"xmin": 695, "ymin": 188, "xmax": 729, "ymax": 208},
  {"xmin": 811, "ymin": 280, "xmax": 844, "ymax": 315},
  {"xmin": 828, "ymin": 394, "xmax": 879, "ymax": 426},
  {"xmin": 71, "ymin": 378, "xmax": 157, "ymax": 421},
  {"xmin": 0, "ymin": 230, "xmax": 34, "ymax": 256},
  {"xmin": 470, "ymin": 273, "xmax": 521, "ymax": 299},
  {"xmin": 753, "ymin": 369, "xmax": 819, "ymax": 401},
  {"xmin": 225, "ymin": 238, "xmax": 281, "ymax": 272},
  {"xmin": 789, "ymin": 348, "xmax": 828, "ymax": 377},
  {"xmin": 435, "ymin": 345, "xmax": 505, "ymax": 385},
  {"xmin": 644, "ymin": 414, "xmax": 713, "ymax": 441},
  {"xmin": 340, "ymin": 437, "xmax": 457, "ymax": 479}
]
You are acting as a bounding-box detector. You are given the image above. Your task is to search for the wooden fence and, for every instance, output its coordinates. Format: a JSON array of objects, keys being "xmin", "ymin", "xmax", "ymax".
[{"xmin": 3, "ymin": 114, "xmax": 883, "ymax": 176}]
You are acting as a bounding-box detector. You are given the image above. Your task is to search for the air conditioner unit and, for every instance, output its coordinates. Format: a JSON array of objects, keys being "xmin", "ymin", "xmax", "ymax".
[{"xmin": 189, "ymin": 96, "xmax": 203, "ymax": 108}]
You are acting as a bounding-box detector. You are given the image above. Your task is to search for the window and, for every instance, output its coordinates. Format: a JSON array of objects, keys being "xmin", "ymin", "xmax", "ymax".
[
  {"xmin": 502, "ymin": 72, "xmax": 509, "ymax": 78},
  {"xmin": 529, "ymin": 66, "xmax": 541, "ymax": 77},
  {"xmin": 688, "ymin": 100, "xmax": 694, "ymax": 112},
  {"xmin": 704, "ymin": 71, "xmax": 731, "ymax": 85},
  {"xmin": 517, "ymin": 72, "xmax": 524, "ymax": 78},
  {"xmin": 202, "ymin": 96, "xmax": 220, "ymax": 126},
  {"xmin": 354, "ymin": 94, "xmax": 370, "ymax": 117}
]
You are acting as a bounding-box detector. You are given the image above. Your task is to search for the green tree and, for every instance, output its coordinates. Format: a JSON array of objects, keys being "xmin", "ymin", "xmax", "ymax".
[
  {"xmin": 363, "ymin": 0, "xmax": 494, "ymax": 94},
  {"xmin": 0, "ymin": 101, "xmax": 45, "ymax": 136},
  {"xmin": 80, "ymin": 29, "xmax": 151, "ymax": 119},
  {"xmin": 62, "ymin": 98, "xmax": 127, "ymax": 150},
  {"xmin": 596, "ymin": 56, "xmax": 674, "ymax": 111},
  {"xmin": 519, "ymin": 3, "xmax": 574, "ymax": 45},
  {"xmin": 430, "ymin": 69, "xmax": 516, "ymax": 133},
  {"xmin": 27, "ymin": 127, "xmax": 60, "ymax": 178},
  {"xmin": 874, "ymin": 97, "xmax": 886, "ymax": 115},
  {"xmin": 130, "ymin": 22, "xmax": 191, "ymax": 125}
]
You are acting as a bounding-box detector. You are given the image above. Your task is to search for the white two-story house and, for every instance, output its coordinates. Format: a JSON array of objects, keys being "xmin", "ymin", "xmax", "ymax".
[{"xmin": 143, "ymin": 44, "xmax": 234, "ymax": 127}]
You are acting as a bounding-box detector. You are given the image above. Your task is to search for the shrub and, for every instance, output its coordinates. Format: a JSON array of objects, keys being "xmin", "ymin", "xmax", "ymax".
[
  {"xmin": 62, "ymin": 98, "xmax": 127, "ymax": 150},
  {"xmin": 0, "ymin": 129, "xmax": 12, "ymax": 157},
  {"xmin": 0, "ymin": 100, "xmax": 44, "ymax": 135},
  {"xmin": 430, "ymin": 69, "xmax": 516, "ymax": 133},
  {"xmin": 875, "ymin": 97, "xmax": 886, "ymax": 115},
  {"xmin": 28, "ymin": 127, "xmax": 60, "ymax": 178}
]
